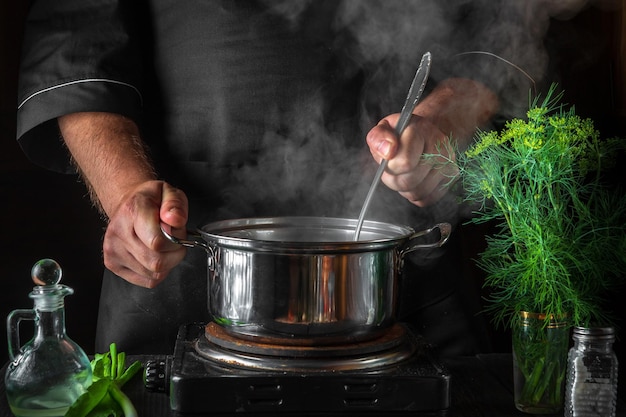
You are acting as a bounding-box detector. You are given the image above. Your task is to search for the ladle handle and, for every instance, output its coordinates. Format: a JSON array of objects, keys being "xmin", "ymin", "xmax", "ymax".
[
  {"xmin": 392, "ymin": 52, "xmax": 432, "ymax": 137},
  {"xmin": 354, "ymin": 52, "xmax": 432, "ymax": 241}
]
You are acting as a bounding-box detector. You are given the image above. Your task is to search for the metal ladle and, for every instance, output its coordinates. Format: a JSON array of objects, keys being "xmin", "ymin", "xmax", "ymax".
[{"xmin": 353, "ymin": 52, "xmax": 432, "ymax": 241}]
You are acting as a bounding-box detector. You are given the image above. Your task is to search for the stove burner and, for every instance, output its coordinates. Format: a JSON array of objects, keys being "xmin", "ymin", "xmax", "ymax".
[
  {"xmin": 146, "ymin": 323, "xmax": 451, "ymax": 414},
  {"xmin": 205, "ymin": 322, "xmax": 407, "ymax": 357},
  {"xmin": 197, "ymin": 322, "xmax": 415, "ymax": 372}
]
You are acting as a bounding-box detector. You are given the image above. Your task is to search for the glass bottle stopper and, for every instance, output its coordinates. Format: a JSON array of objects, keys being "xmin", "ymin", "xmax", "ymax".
[{"xmin": 31, "ymin": 258, "xmax": 62, "ymax": 286}]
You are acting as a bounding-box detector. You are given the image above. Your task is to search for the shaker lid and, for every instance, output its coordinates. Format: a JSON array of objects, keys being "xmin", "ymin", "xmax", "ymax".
[{"xmin": 572, "ymin": 326, "xmax": 615, "ymax": 340}]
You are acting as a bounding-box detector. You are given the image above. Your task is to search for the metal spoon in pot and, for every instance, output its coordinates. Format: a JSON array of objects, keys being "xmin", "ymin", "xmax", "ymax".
[{"xmin": 353, "ymin": 51, "xmax": 432, "ymax": 241}]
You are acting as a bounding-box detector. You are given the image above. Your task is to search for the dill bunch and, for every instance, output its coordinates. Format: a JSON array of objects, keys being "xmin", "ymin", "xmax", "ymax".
[{"xmin": 458, "ymin": 84, "xmax": 626, "ymax": 329}]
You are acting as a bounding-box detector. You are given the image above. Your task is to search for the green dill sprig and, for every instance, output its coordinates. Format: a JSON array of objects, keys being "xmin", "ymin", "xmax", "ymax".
[{"xmin": 457, "ymin": 84, "xmax": 626, "ymax": 329}]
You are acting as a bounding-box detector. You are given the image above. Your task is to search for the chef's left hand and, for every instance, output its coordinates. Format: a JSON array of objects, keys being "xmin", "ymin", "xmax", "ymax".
[{"xmin": 366, "ymin": 114, "xmax": 458, "ymax": 207}]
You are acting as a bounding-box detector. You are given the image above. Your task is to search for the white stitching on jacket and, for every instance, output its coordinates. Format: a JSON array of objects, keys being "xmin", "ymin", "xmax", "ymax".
[{"xmin": 18, "ymin": 78, "xmax": 143, "ymax": 109}]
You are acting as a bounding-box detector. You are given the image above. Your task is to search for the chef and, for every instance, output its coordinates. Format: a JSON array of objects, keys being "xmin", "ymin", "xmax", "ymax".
[{"xmin": 16, "ymin": 0, "xmax": 535, "ymax": 355}]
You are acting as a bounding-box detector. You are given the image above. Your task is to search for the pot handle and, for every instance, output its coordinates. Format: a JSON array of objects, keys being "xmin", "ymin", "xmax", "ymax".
[
  {"xmin": 160, "ymin": 225, "xmax": 206, "ymax": 249},
  {"xmin": 399, "ymin": 222, "xmax": 452, "ymax": 258},
  {"xmin": 160, "ymin": 225, "xmax": 217, "ymax": 270}
]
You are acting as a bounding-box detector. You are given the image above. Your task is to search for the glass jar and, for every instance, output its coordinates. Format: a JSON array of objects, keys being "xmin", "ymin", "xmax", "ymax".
[
  {"xmin": 4, "ymin": 259, "xmax": 92, "ymax": 417},
  {"xmin": 512, "ymin": 311, "xmax": 569, "ymax": 414},
  {"xmin": 564, "ymin": 326, "xmax": 618, "ymax": 417}
]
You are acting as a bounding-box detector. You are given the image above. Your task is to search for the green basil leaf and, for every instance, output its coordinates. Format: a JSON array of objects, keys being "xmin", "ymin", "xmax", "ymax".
[{"xmin": 64, "ymin": 379, "xmax": 112, "ymax": 417}]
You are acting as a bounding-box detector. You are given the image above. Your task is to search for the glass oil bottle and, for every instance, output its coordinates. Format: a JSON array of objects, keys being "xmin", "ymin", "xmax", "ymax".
[{"xmin": 4, "ymin": 259, "xmax": 92, "ymax": 417}]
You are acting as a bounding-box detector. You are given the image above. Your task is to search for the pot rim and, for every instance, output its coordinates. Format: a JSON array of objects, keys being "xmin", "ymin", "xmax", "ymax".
[{"xmin": 197, "ymin": 216, "xmax": 414, "ymax": 253}]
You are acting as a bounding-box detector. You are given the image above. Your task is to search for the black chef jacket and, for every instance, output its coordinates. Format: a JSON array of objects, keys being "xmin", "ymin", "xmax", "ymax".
[{"xmin": 16, "ymin": 0, "xmax": 534, "ymax": 356}]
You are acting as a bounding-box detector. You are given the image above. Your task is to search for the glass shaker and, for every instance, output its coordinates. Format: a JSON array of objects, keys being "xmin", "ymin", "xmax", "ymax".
[
  {"xmin": 564, "ymin": 326, "xmax": 619, "ymax": 417},
  {"xmin": 5, "ymin": 259, "xmax": 92, "ymax": 417}
]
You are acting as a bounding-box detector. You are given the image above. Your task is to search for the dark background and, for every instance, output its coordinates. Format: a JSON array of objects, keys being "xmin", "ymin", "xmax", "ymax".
[
  {"xmin": 1, "ymin": 0, "xmax": 624, "ymax": 372},
  {"xmin": 1, "ymin": 2, "xmax": 106, "ymax": 361}
]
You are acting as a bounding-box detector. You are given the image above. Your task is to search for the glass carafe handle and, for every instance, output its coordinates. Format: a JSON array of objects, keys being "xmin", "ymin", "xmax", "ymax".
[{"xmin": 6, "ymin": 308, "xmax": 36, "ymax": 361}]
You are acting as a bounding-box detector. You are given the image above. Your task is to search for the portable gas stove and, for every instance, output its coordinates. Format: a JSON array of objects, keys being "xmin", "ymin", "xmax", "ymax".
[{"xmin": 144, "ymin": 322, "xmax": 451, "ymax": 415}]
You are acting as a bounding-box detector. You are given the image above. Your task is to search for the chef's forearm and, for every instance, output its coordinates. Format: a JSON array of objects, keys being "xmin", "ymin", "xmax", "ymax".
[
  {"xmin": 58, "ymin": 112, "xmax": 157, "ymax": 218},
  {"xmin": 414, "ymin": 77, "xmax": 499, "ymax": 150}
]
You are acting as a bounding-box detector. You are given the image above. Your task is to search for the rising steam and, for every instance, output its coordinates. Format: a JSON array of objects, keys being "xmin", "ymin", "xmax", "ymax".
[{"xmin": 214, "ymin": 0, "xmax": 620, "ymax": 230}]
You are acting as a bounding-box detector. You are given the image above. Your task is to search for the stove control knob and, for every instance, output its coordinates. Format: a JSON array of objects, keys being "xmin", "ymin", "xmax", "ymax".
[{"xmin": 144, "ymin": 357, "xmax": 170, "ymax": 393}]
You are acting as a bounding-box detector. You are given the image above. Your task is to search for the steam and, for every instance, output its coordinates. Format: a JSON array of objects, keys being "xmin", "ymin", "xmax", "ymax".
[
  {"xmin": 218, "ymin": 91, "xmax": 370, "ymax": 220},
  {"xmin": 214, "ymin": 0, "xmax": 620, "ymax": 229}
]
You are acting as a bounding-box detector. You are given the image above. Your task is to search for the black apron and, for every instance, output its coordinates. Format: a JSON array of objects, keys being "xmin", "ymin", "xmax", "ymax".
[{"xmin": 17, "ymin": 0, "xmax": 507, "ymax": 356}]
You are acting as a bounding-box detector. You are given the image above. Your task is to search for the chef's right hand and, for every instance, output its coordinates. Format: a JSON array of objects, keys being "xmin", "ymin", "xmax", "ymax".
[{"xmin": 102, "ymin": 180, "xmax": 188, "ymax": 288}]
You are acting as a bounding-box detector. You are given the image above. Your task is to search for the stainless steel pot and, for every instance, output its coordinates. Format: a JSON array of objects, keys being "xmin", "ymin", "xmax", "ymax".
[{"xmin": 164, "ymin": 216, "xmax": 451, "ymax": 344}]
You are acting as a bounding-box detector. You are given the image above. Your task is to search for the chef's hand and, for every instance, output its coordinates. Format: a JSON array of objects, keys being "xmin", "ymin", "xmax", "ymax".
[
  {"xmin": 366, "ymin": 78, "xmax": 499, "ymax": 207},
  {"xmin": 366, "ymin": 114, "xmax": 458, "ymax": 207},
  {"xmin": 58, "ymin": 112, "xmax": 189, "ymax": 289},
  {"xmin": 102, "ymin": 180, "xmax": 188, "ymax": 288}
]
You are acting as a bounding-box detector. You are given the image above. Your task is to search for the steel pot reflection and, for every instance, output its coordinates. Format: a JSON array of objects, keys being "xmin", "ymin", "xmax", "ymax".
[{"xmin": 164, "ymin": 216, "xmax": 451, "ymax": 344}]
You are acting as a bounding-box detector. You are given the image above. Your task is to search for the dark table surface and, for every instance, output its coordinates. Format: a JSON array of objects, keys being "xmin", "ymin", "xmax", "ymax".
[{"xmin": 1, "ymin": 353, "xmax": 624, "ymax": 417}]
